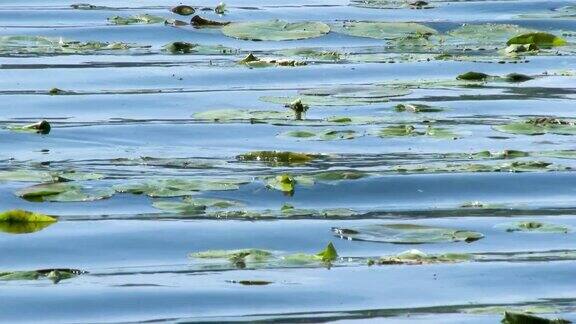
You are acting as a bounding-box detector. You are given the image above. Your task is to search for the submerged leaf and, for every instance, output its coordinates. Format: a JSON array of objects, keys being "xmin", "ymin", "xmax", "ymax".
[
  {"xmin": 222, "ymin": 20, "xmax": 330, "ymax": 41},
  {"xmin": 332, "ymin": 224, "xmax": 484, "ymax": 244}
]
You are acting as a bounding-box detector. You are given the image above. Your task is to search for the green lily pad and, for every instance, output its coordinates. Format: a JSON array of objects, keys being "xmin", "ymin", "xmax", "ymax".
[
  {"xmin": 499, "ymin": 221, "xmax": 570, "ymax": 234},
  {"xmin": 171, "ymin": 5, "xmax": 195, "ymax": 15},
  {"xmin": 238, "ymin": 53, "xmax": 307, "ymax": 68},
  {"xmin": 0, "ymin": 269, "xmax": 85, "ymax": 283},
  {"xmin": 275, "ymin": 48, "xmax": 342, "ymax": 61},
  {"xmin": 279, "ymin": 129, "xmax": 359, "ymax": 141},
  {"xmin": 162, "ymin": 42, "xmax": 236, "ymax": 55},
  {"xmin": 335, "ymin": 21, "xmax": 437, "ymax": 40},
  {"xmin": 222, "ymin": 20, "xmax": 330, "ymax": 41},
  {"xmin": 502, "ymin": 312, "xmax": 571, "ymax": 324},
  {"xmin": 464, "ymin": 305, "xmax": 562, "ymax": 315},
  {"xmin": 266, "ymin": 174, "xmax": 297, "ymax": 193},
  {"xmin": 108, "ymin": 14, "xmax": 165, "ymax": 25},
  {"xmin": 114, "ymin": 178, "xmax": 246, "ymax": 198},
  {"xmin": 0, "ymin": 209, "xmax": 56, "ymax": 234},
  {"xmin": 0, "ymin": 170, "xmax": 54, "ymax": 182},
  {"xmin": 379, "ymin": 125, "xmax": 460, "ymax": 139},
  {"xmin": 237, "ymin": 151, "xmax": 316, "ymax": 165},
  {"xmin": 193, "ymin": 109, "xmax": 291, "ymax": 122},
  {"xmin": 395, "ymin": 103, "xmax": 445, "ymax": 113},
  {"xmin": 370, "ymin": 249, "xmax": 472, "ymax": 265},
  {"xmin": 507, "ymin": 32, "xmax": 567, "ymax": 47},
  {"xmin": 316, "ymin": 242, "xmax": 338, "ymax": 262},
  {"xmin": 8, "ymin": 120, "xmax": 51, "ymax": 134},
  {"xmin": 152, "ymin": 197, "xmax": 242, "ymax": 214},
  {"xmin": 313, "ymin": 170, "xmax": 368, "ymax": 181},
  {"xmin": 448, "ymin": 23, "xmax": 534, "ymax": 45},
  {"xmin": 261, "ymin": 85, "xmax": 410, "ymax": 106},
  {"xmin": 457, "ymin": 71, "xmax": 491, "ymax": 81},
  {"xmin": 0, "ymin": 36, "xmax": 148, "ymax": 56},
  {"xmin": 494, "ymin": 118, "xmax": 576, "ymax": 136},
  {"xmin": 332, "ymin": 224, "xmax": 484, "ymax": 244},
  {"xmin": 16, "ymin": 183, "xmax": 114, "ymax": 202}
]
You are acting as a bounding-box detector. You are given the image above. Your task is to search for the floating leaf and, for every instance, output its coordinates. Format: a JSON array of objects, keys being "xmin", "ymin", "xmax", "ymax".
[
  {"xmin": 495, "ymin": 118, "xmax": 576, "ymax": 136},
  {"xmin": 152, "ymin": 197, "xmax": 242, "ymax": 214},
  {"xmin": 215, "ymin": 2, "xmax": 227, "ymax": 14},
  {"xmin": 279, "ymin": 129, "xmax": 359, "ymax": 141},
  {"xmin": 335, "ymin": 21, "xmax": 437, "ymax": 40},
  {"xmin": 0, "ymin": 209, "xmax": 56, "ymax": 234},
  {"xmin": 275, "ymin": 48, "xmax": 342, "ymax": 61},
  {"xmin": 237, "ymin": 151, "xmax": 316, "ymax": 165},
  {"xmin": 222, "ymin": 20, "xmax": 330, "ymax": 41},
  {"xmin": 8, "ymin": 120, "xmax": 51, "ymax": 134},
  {"xmin": 191, "ymin": 15, "xmax": 230, "ymax": 27},
  {"xmin": 370, "ymin": 249, "xmax": 472, "ymax": 265},
  {"xmin": 266, "ymin": 174, "xmax": 297, "ymax": 193},
  {"xmin": 332, "ymin": 224, "xmax": 484, "ymax": 244},
  {"xmin": 395, "ymin": 103, "xmax": 444, "ymax": 113},
  {"xmin": 505, "ymin": 73, "xmax": 534, "ymax": 83},
  {"xmin": 108, "ymin": 14, "xmax": 165, "ymax": 25},
  {"xmin": 379, "ymin": 125, "xmax": 460, "ymax": 139},
  {"xmin": 0, "ymin": 269, "xmax": 85, "ymax": 283},
  {"xmin": 16, "ymin": 183, "xmax": 114, "ymax": 202},
  {"xmin": 193, "ymin": 109, "xmax": 291, "ymax": 122},
  {"xmin": 163, "ymin": 42, "xmax": 236, "ymax": 55},
  {"xmin": 238, "ymin": 53, "xmax": 307, "ymax": 68},
  {"xmin": 227, "ymin": 280, "xmax": 271, "ymax": 286},
  {"xmin": 171, "ymin": 5, "xmax": 195, "ymax": 15},
  {"xmin": 502, "ymin": 312, "xmax": 571, "ymax": 324},
  {"xmin": 507, "ymin": 32, "xmax": 567, "ymax": 47},
  {"xmin": 500, "ymin": 221, "xmax": 570, "ymax": 234},
  {"xmin": 114, "ymin": 178, "xmax": 246, "ymax": 198},
  {"xmin": 313, "ymin": 170, "xmax": 367, "ymax": 181},
  {"xmin": 316, "ymin": 242, "xmax": 338, "ymax": 262},
  {"xmin": 448, "ymin": 23, "xmax": 534, "ymax": 45},
  {"xmin": 262, "ymin": 85, "xmax": 410, "ymax": 106},
  {"xmin": 456, "ymin": 71, "xmax": 490, "ymax": 81}
]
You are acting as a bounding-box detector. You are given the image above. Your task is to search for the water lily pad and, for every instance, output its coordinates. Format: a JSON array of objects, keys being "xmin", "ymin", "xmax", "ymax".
[
  {"xmin": 238, "ymin": 53, "xmax": 307, "ymax": 68},
  {"xmin": 153, "ymin": 197, "xmax": 242, "ymax": 214},
  {"xmin": 507, "ymin": 32, "xmax": 567, "ymax": 47},
  {"xmin": 108, "ymin": 14, "xmax": 166, "ymax": 25},
  {"xmin": 16, "ymin": 183, "xmax": 114, "ymax": 202},
  {"xmin": 7, "ymin": 120, "xmax": 51, "ymax": 134},
  {"xmin": 448, "ymin": 23, "xmax": 534, "ymax": 45},
  {"xmin": 172, "ymin": 5, "xmax": 195, "ymax": 15},
  {"xmin": 499, "ymin": 221, "xmax": 570, "ymax": 234},
  {"xmin": 335, "ymin": 21, "xmax": 437, "ymax": 40},
  {"xmin": 191, "ymin": 15, "xmax": 230, "ymax": 27},
  {"xmin": 237, "ymin": 151, "xmax": 316, "ymax": 165},
  {"xmin": 266, "ymin": 174, "xmax": 297, "ymax": 193},
  {"xmin": 262, "ymin": 85, "xmax": 410, "ymax": 106},
  {"xmin": 115, "ymin": 178, "xmax": 246, "ymax": 198},
  {"xmin": 316, "ymin": 242, "xmax": 338, "ymax": 262},
  {"xmin": 0, "ymin": 36, "xmax": 148, "ymax": 56},
  {"xmin": 502, "ymin": 312, "xmax": 571, "ymax": 324},
  {"xmin": 275, "ymin": 48, "xmax": 342, "ymax": 61},
  {"xmin": 370, "ymin": 249, "xmax": 472, "ymax": 265},
  {"xmin": 332, "ymin": 224, "xmax": 484, "ymax": 244},
  {"xmin": 379, "ymin": 125, "xmax": 460, "ymax": 139},
  {"xmin": 279, "ymin": 129, "xmax": 359, "ymax": 141},
  {"xmin": 395, "ymin": 103, "xmax": 445, "ymax": 113},
  {"xmin": 193, "ymin": 109, "xmax": 291, "ymax": 122},
  {"xmin": 457, "ymin": 71, "xmax": 491, "ymax": 81},
  {"xmin": 163, "ymin": 42, "xmax": 236, "ymax": 55},
  {"xmin": 222, "ymin": 20, "xmax": 330, "ymax": 41},
  {"xmin": 0, "ymin": 209, "xmax": 56, "ymax": 234},
  {"xmin": 313, "ymin": 170, "xmax": 368, "ymax": 181},
  {"xmin": 495, "ymin": 118, "xmax": 576, "ymax": 136},
  {"xmin": 0, "ymin": 269, "xmax": 85, "ymax": 283}
]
